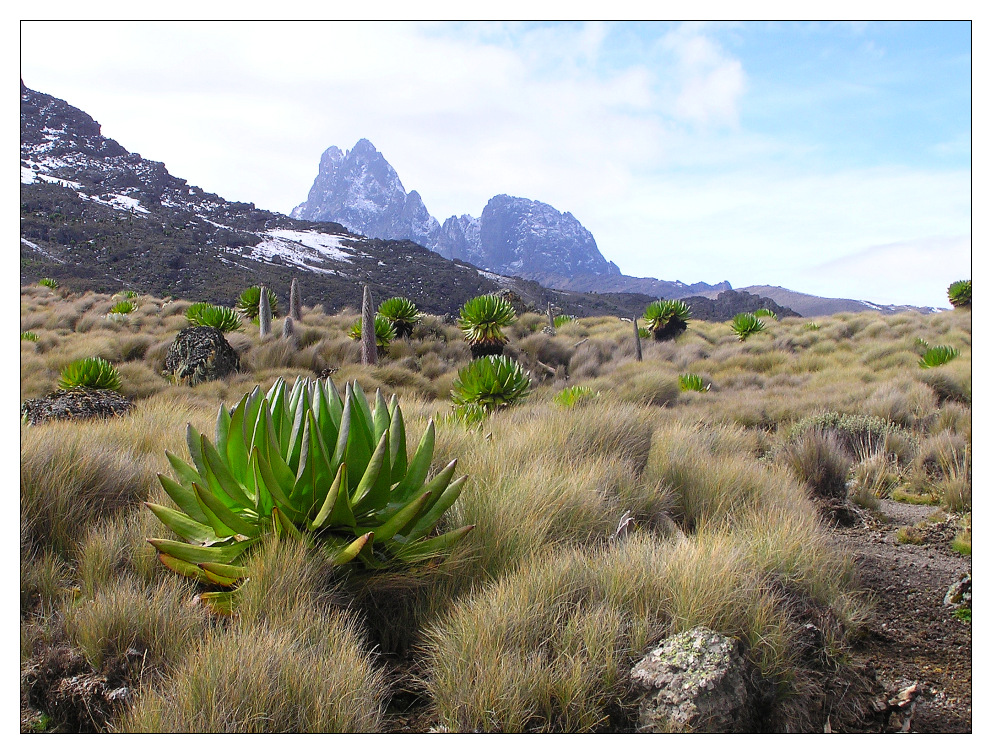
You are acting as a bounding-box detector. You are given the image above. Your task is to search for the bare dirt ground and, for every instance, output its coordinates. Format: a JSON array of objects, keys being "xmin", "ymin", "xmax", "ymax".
[{"xmin": 832, "ymin": 500, "xmax": 972, "ymax": 734}]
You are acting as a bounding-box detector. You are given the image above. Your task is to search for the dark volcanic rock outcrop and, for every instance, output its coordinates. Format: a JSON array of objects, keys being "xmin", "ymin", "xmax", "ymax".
[
  {"xmin": 21, "ymin": 388, "xmax": 134, "ymax": 425},
  {"xmin": 165, "ymin": 326, "xmax": 241, "ymax": 386},
  {"xmin": 680, "ymin": 290, "xmax": 800, "ymax": 321}
]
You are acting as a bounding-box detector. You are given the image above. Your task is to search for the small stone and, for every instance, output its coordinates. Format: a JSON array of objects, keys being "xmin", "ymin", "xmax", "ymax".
[{"xmin": 630, "ymin": 627, "xmax": 753, "ymax": 733}]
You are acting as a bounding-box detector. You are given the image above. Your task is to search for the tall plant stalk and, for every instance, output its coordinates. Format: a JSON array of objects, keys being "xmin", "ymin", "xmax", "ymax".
[
  {"xmin": 290, "ymin": 278, "xmax": 302, "ymax": 321},
  {"xmin": 259, "ymin": 286, "xmax": 272, "ymax": 338},
  {"xmin": 362, "ymin": 286, "xmax": 377, "ymax": 366}
]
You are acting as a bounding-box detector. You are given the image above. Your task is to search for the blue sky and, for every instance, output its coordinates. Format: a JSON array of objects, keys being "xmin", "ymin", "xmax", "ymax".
[{"xmin": 18, "ymin": 18, "xmax": 973, "ymax": 308}]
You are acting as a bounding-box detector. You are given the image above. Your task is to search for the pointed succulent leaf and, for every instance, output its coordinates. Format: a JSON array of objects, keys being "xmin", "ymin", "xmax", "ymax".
[
  {"xmin": 372, "ymin": 390, "xmax": 391, "ymax": 445},
  {"xmin": 198, "ymin": 590, "xmax": 236, "ymax": 616},
  {"xmin": 200, "ymin": 435, "xmax": 254, "ymax": 510},
  {"xmin": 199, "ymin": 561, "xmax": 247, "ymax": 587},
  {"xmin": 366, "ymin": 491, "xmax": 428, "ymax": 542},
  {"xmin": 329, "ymin": 532, "xmax": 373, "ymax": 565},
  {"xmin": 148, "ymin": 537, "xmax": 256, "ymax": 565},
  {"xmin": 192, "ymin": 484, "xmax": 260, "ymax": 538},
  {"xmin": 391, "ymin": 525, "xmax": 475, "ymax": 562},
  {"xmin": 158, "ymin": 473, "xmax": 209, "ymax": 524},
  {"xmin": 310, "ymin": 463, "xmax": 356, "ymax": 530},
  {"xmin": 312, "ymin": 381, "xmax": 342, "ymax": 449},
  {"xmin": 252, "ymin": 449, "xmax": 293, "ymax": 512},
  {"xmin": 290, "ymin": 413, "xmax": 336, "ymax": 517},
  {"xmin": 286, "ymin": 388, "xmax": 310, "ymax": 472},
  {"xmin": 157, "ymin": 553, "xmax": 210, "ymax": 582},
  {"xmin": 330, "ymin": 387, "xmax": 353, "ymax": 470},
  {"xmin": 399, "ymin": 458, "xmax": 458, "ymax": 514},
  {"xmin": 274, "ymin": 505, "xmax": 305, "ymax": 540},
  {"xmin": 225, "ymin": 395, "xmax": 251, "ymax": 483},
  {"xmin": 215, "ymin": 403, "xmax": 231, "ymax": 456},
  {"xmin": 393, "ymin": 420, "xmax": 435, "ymax": 500},
  {"xmin": 388, "ymin": 397, "xmax": 407, "ymax": 483},
  {"xmin": 186, "ymin": 424, "xmax": 207, "ymax": 476},
  {"xmin": 145, "ymin": 502, "xmax": 223, "ymax": 545},
  {"xmin": 350, "ymin": 383, "xmax": 376, "ymax": 452},
  {"xmin": 350, "ymin": 429, "xmax": 392, "ymax": 516},
  {"xmin": 400, "ymin": 474, "xmax": 468, "ymax": 541}
]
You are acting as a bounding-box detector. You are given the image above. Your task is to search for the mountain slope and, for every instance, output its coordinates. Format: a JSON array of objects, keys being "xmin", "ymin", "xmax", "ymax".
[{"xmin": 722, "ymin": 286, "xmax": 941, "ymax": 317}]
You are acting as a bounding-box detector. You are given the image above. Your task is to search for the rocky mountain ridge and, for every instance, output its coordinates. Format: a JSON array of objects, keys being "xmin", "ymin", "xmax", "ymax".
[
  {"xmin": 291, "ymin": 139, "xmax": 730, "ymax": 298},
  {"xmin": 719, "ymin": 286, "xmax": 941, "ymax": 317}
]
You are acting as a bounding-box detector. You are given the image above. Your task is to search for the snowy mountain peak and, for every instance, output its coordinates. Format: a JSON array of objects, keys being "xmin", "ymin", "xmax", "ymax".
[{"xmin": 291, "ymin": 139, "xmax": 440, "ymax": 250}]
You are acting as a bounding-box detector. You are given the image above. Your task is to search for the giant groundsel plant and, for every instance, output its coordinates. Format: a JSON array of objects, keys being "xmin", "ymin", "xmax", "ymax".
[{"xmin": 147, "ymin": 377, "xmax": 472, "ymax": 613}]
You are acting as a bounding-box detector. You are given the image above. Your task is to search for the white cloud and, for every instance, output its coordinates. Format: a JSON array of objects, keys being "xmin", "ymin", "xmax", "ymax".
[
  {"xmin": 801, "ymin": 236, "xmax": 970, "ymax": 306},
  {"xmin": 660, "ymin": 23, "xmax": 748, "ymax": 128}
]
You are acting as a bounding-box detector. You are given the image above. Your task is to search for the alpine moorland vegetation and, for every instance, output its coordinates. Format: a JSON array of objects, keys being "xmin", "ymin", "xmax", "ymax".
[{"xmin": 19, "ymin": 283, "xmax": 971, "ymax": 733}]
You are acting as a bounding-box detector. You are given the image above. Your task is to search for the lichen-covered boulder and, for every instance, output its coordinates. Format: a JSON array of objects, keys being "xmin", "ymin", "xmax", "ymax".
[
  {"xmin": 21, "ymin": 388, "xmax": 133, "ymax": 425},
  {"xmin": 164, "ymin": 326, "xmax": 240, "ymax": 386},
  {"xmin": 630, "ymin": 627, "xmax": 752, "ymax": 733}
]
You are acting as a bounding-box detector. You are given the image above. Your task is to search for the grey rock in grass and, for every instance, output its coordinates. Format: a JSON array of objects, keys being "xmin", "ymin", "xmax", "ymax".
[
  {"xmin": 21, "ymin": 387, "xmax": 133, "ymax": 425},
  {"xmin": 164, "ymin": 326, "xmax": 240, "ymax": 386},
  {"xmin": 630, "ymin": 627, "xmax": 752, "ymax": 733}
]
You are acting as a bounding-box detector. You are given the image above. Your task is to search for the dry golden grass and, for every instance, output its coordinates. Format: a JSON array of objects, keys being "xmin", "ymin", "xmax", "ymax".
[
  {"xmin": 119, "ymin": 608, "xmax": 388, "ymax": 733},
  {"xmin": 67, "ymin": 575, "xmax": 207, "ymax": 674},
  {"xmin": 18, "ymin": 285, "xmax": 970, "ymax": 733}
]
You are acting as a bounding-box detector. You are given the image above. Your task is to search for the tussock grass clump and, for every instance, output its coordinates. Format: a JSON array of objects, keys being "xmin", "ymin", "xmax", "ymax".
[
  {"xmin": 862, "ymin": 379, "xmax": 938, "ymax": 429},
  {"xmin": 775, "ymin": 429, "xmax": 852, "ymax": 500},
  {"xmin": 848, "ymin": 453, "xmax": 896, "ymax": 509},
  {"xmin": 590, "ymin": 363, "xmax": 679, "ymax": 407},
  {"xmin": 67, "ymin": 576, "xmax": 207, "ymax": 675},
  {"xmin": 21, "ymin": 429, "xmax": 155, "ymax": 557},
  {"xmin": 121, "ymin": 608, "xmax": 388, "ymax": 733},
  {"xmin": 788, "ymin": 411, "xmax": 915, "ymax": 464},
  {"xmin": 21, "ymin": 551, "xmax": 72, "ymax": 616},
  {"xmin": 433, "ymin": 403, "xmax": 663, "ymax": 591},
  {"xmin": 645, "ymin": 420, "xmax": 802, "ymax": 532}
]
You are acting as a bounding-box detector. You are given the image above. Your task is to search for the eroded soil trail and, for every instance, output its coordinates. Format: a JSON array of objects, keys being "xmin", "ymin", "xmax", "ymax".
[{"xmin": 832, "ymin": 500, "xmax": 972, "ymax": 733}]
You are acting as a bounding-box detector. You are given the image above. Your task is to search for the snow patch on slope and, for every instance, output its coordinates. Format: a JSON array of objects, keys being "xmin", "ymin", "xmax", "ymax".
[{"xmin": 247, "ymin": 229, "xmax": 359, "ymax": 274}]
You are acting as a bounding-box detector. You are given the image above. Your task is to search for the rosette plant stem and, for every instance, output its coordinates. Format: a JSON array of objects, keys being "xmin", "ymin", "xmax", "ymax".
[
  {"xmin": 348, "ymin": 315, "xmax": 397, "ymax": 354},
  {"xmin": 147, "ymin": 378, "xmax": 472, "ymax": 614},
  {"xmin": 458, "ymin": 294, "xmax": 517, "ymax": 358},
  {"xmin": 643, "ymin": 300, "xmax": 690, "ymax": 341}
]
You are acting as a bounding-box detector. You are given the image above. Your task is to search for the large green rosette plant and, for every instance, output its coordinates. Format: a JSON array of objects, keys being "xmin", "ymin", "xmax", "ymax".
[{"xmin": 147, "ymin": 377, "xmax": 472, "ymax": 613}]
